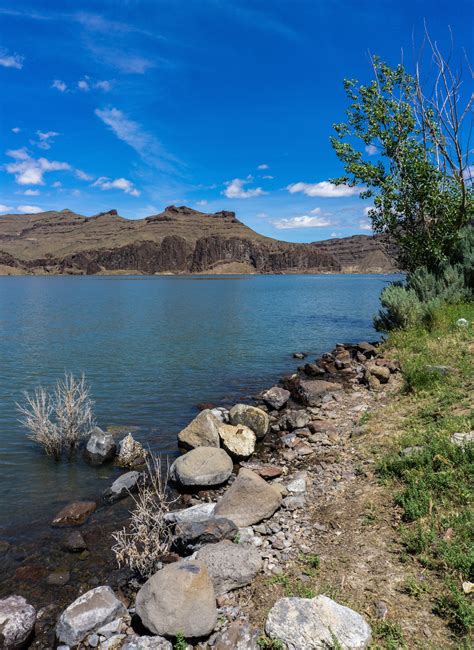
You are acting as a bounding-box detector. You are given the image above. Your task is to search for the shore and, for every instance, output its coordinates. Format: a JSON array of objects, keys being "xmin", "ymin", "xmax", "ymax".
[{"xmin": 1, "ymin": 305, "xmax": 471, "ymax": 648}]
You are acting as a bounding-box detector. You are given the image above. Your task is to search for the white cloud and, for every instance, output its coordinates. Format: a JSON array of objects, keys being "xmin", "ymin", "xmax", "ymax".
[
  {"xmin": 23, "ymin": 189, "xmax": 40, "ymax": 196},
  {"xmin": 35, "ymin": 130, "xmax": 60, "ymax": 150},
  {"xmin": 196, "ymin": 200, "xmax": 208, "ymax": 206},
  {"xmin": 95, "ymin": 107, "xmax": 175, "ymax": 171},
  {"xmin": 262, "ymin": 174, "xmax": 274, "ymax": 180},
  {"xmin": 93, "ymin": 176, "xmax": 140, "ymax": 196},
  {"xmin": 257, "ymin": 164, "xmax": 269, "ymax": 170},
  {"xmin": 256, "ymin": 212, "xmax": 268, "ymax": 219},
  {"xmin": 16, "ymin": 205, "xmax": 43, "ymax": 214},
  {"xmin": 271, "ymin": 214, "xmax": 334, "ymax": 229},
  {"xmin": 365, "ymin": 144, "xmax": 378, "ymax": 155},
  {"xmin": 358, "ymin": 220, "xmax": 372, "ymax": 231},
  {"xmin": 94, "ymin": 80, "xmax": 112, "ymax": 91},
  {"xmin": 330, "ymin": 232, "xmax": 342, "ymax": 238},
  {"xmin": 52, "ymin": 181, "xmax": 62, "ymax": 188},
  {"xmin": 51, "ymin": 79, "xmax": 67, "ymax": 92},
  {"xmin": 0, "ymin": 204, "xmax": 11, "ymax": 213},
  {"xmin": 5, "ymin": 148, "xmax": 71, "ymax": 185},
  {"xmin": 0, "ymin": 50, "xmax": 24, "ymax": 69},
  {"xmin": 75, "ymin": 169, "xmax": 94, "ymax": 181},
  {"xmin": 78, "ymin": 79, "xmax": 90, "ymax": 91},
  {"xmin": 223, "ymin": 177, "xmax": 266, "ymax": 199},
  {"xmin": 287, "ymin": 181, "xmax": 361, "ymax": 198},
  {"xmin": 11, "ymin": 127, "xmax": 21, "ymax": 134}
]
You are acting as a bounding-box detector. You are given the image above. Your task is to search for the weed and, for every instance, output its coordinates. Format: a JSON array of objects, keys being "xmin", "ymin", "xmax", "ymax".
[
  {"xmin": 174, "ymin": 632, "xmax": 187, "ymax": 650},
  {"xmin": 257, "ymin": 637, "xmax": 285, "ymax": 649},
  {"xmin": 402, "ymin": 576, "xmax": 430, "ymax": 599},
  {"xmin": 434, "ymin": 583, "xmax": 474, "ymax": 636},
  {"xmin": 372, "ymin": 620, "xmax": 407, "ymax": 649}
]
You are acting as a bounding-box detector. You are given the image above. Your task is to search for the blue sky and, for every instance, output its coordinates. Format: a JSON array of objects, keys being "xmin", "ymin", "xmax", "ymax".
[{"xmin": 0, "ymin": 0, "xmax": 472, "ymax": 242}]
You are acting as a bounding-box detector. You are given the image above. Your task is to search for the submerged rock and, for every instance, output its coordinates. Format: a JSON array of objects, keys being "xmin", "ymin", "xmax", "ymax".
[
  {"xmin": 56, "ymin": 586, "xmax": 127, "ymax": 646},
  {"xmin": 84, "ymin": 427, "xmax": 116, "ymax": 465},
  {"xmin": 135, "ymin": 560, "xmax": 217, "ymax": 638},
  {"xmin": 196, "ymin": 540, "xmax": 263, "ymax": 595},
  {"xmin": 229, "ymin": 404, "xmax": 269, "ymax": 439},
  {"xmin": 170, "ymin": 446, "xmax": 233, "ymax": 487},
  {"xmin": 177, "ymin": 409, "xmax": 221, "ymax": 450},
  {"xmin": 265, "ymin": 595, "xmax": 372, "ymax": 649},
  {"xmin": 117, "ymin": 433, "xmax": 146, "ymax": 468},
  {"xmin": 62, "ymin": 530, "xmax": 87, "ymax": 552},
  {"xmin": 0, "ymin": 595, "xmax": 36, "ymax": 649},
  {"xmin": 262, "ymin": 386, "xmax": 290, "ymax": 410},
  {"xmin": 214, "ymin": 468, "xmax": 282, "ymax": 526},
  {"xmin": 103, "ymin": 471, "xmax": 142, "ymax": 503},
  {"xmin": 52, "ymin": 501, "xmax": 96, "ymax": 527}
]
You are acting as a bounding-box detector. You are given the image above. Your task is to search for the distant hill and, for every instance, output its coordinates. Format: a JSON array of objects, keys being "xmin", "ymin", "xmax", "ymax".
[{"xmin": 0, "ymin": 206, "xmax": 397, "ymax": 275}]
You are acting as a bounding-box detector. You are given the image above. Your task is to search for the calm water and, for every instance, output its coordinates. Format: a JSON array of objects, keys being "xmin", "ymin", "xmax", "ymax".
[{"xmin": 0, "ymin": 274, "xmax": 399, "ymax": 536}]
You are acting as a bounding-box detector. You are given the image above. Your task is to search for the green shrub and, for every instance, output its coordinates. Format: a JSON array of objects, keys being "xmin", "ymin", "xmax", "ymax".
[
  {"xmin": 374, "ymin": 284, "xmax": 423, "ymax": 331},
  {"xmin": 434, "ymin": 583, "xmax": 474, "ymax": 635}
]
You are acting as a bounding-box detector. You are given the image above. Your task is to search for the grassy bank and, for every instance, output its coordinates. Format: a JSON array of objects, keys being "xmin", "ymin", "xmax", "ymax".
[{"xmin": 370, "ymin": 302, "xmax": 473, "ymax": 644}]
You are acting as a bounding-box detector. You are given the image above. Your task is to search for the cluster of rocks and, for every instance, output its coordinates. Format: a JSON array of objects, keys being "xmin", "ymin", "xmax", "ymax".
[
  {"xmin": 2, "ymin": 341, "xmax": 398, "ymax": 648},
  {"xmin": 85, "ymin": 428, "xmax": 147, "ymax": 470}
]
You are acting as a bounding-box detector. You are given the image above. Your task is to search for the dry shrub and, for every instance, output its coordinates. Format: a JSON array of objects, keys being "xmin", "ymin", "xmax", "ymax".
[
  {"xmin": 17, "ymin": 372, "xmax": 95, "ymax": 458},
  {"xmin": 112, "ymin": 453, "xmax": 177, "ymax": 579}
]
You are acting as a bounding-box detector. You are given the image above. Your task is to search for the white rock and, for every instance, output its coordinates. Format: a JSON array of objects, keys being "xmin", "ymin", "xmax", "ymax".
[
  {"xmin": 451, "ymin": 431, "xmax": 474, "ymax": 447},
  {"xmin": 218, "ymin": 423, "xmax": 256, "ymax": 459},
  {"xmin": 286, "ymin": 472, "xmax": 308, "ymax": 495},
  {"xmin": 0, "ymin": 595, "xmax": 36, "ymax": 649},
  {"xmin": 164, "ymin": 502, "xmax": 216, "ymax": 524},
  {"xmin": 121, "ymin": 635, "xmax": 172, "ymax": 649},
  {"xmin": 265, "ymin": 595, "xmax": 372, "ymax": 649}
]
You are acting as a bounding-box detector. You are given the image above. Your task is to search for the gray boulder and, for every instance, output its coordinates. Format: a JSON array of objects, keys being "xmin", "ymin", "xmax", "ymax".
[
  {"xmin": 293, "ymin": 379, "xmax": 343, "ymax": 406},
  {"xmin": 265, "ymin": 595, "xmax": 372, "ymax": 649},
  {"xmin": 84, "ymin": 427, "xmax": 116, "ymax": 465},
  {"xmin": 174, "ymin": 517, "xmax": 238, "ymax": 554},
  {"xmin": 164, "ymin": 502, "xmax": 216, "ymax": 524},
  {"xmin": 218, "ymin": 423, "xmax": 256, "ymax": 459},
  {"xmin": 103, "ymin": 471, "xmax": 142, "ymax": 503},
  {"xmin": 170, "ymin": 447, "xmax": 233, "ymax": 487},
  {"xmin": 177, "ymin": 410, "xmax": 221, "ymax": 450},
  {"xmin": 214, "ymin": 468, "xmax": 282, "ymax": 527},
  {"xmin": 229, "ymin": 404, "xmax": 269, "ymax": 439},
  {"xmin": 262, "ymin": 386, "xmax": 290, "ymax": 410},
  {"xmin": 0, "ymin": 595, "xmax": 36, "ymax": 649},
  {"xmin": 135, "ymin": 560, "xmax": 217, "ymax": 638},
  {"xmin": 196, "ymin": 540, "xmax": 262, "ymax": 595},
  {"xmin": 56, "ymin": 586, "xmax": 127, "ymax": 647},
  {"xmin": 121, "ymin": 635, "xmax": 172, "ymax": 649}
]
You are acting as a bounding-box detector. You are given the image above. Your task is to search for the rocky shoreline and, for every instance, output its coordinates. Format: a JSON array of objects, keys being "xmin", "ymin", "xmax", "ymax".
[{"xmin": 0, "ymin": 339, "xmax": 401, "ymax": 649}]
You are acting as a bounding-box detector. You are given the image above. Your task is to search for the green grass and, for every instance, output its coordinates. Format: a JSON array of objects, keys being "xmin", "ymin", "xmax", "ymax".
[
  {"xmin": 371, "ymin": 620, "xmax": 407, "ymax": 649},
  {"xmin": 173, "ymin": 633, "xmax": 187, "ymax": 650},
  {"xmin": 377, "ymin": 302, "xmax": 474, "ymax": 638}
]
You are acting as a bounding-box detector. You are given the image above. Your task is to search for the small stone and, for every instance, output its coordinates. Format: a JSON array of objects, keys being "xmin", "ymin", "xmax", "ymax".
[
  {"xmin": 46, "ymin": 568, "xmax": 70, "ymax": 586},
  {"xmin": 374, "ymin": 601, "xmax": 388, "ymax": 620},
  {"xmin": 88, "ymin": 633, "xmax": 99, "ymax": 647},
  {"xmin": 96, "ymin": 618, "xmax": 124, "ymax": 638},
  {"xmin": 240, "ymin": 461, "xmax": 283, "ymax": 479},
  {"xmin": 213, "ymin": 621, "xmax": 260, "ymax": 649},
  {"xmin": 84, "ymin": 427, "xmax": 116, "ymax": 465},
  {"xmin": 400, "ymin": 446, "xmax": 424, "ymax": 457},
  {"xmin": 286, "ymin": 472, "xmax": 308, "ymax": 495},
  {"xmin": 462, "ymin": 581, "xmax": 474, "ymax": 594},
  {"xmin": 282, "ymin": 496, "xmax": 306, "ymax": 511},
  {"xmin": 293, "ymin": 352, "xmax": 306, "ymax": 359},
  {"xmin": 52, "ymin": 501, "xmax": 96, "ymax": 527},
  {"xmin": 283, "ymin": 410, "xmax": 311, "ymax": 431},
  {"xmin": 121, "ymin": 635, "xmax": 172, "ymax": 649},
  {"xmin": 451, "ymin": 431, "xmax": 474, "ymax": 447},
  {"xmin": 103, "ymin": 471, "xmax": 142, "ymax": 503},
  {"xmin": 0, "ymin": 595, "xmax": 36, "ymax": 649},
  {"xmin": 366, "ymin": 364, "xmax": 390, "ymax": 383},
  {"xmin": 262, "ymin": 386, "xmax": 291, "ymax": 410},
  {"xmin": 117, "ymin": 433, "xmax": 146, "ymax": 468},
  {"xmin": 62, "ymin": 530, "xmax": 87, "ymax": 553}
]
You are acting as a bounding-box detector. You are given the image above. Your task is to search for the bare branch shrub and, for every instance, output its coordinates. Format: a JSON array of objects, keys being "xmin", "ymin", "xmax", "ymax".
[
  {"xmin": 112, "ymin": 453, "xmax": 177, "ymax": 578},
  {"xmin": 17, "ymin": 372, "xmax": 95, "ymax": 458}
]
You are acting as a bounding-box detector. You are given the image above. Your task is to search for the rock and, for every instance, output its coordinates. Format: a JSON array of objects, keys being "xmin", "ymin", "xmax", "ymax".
[
  {"xmin": 121, "ymin": 635, "xmax": 172, "ymax": 649},
  {"xmin": 293, "ymin": 379, "xmax": 343, "ymax": 407},
  {"xmin": 174, "ymin": 517, "xmax": 238, "ymax": 554},
  {"xmin": 265, "ymin": 595, "xmax": 372, "ymax": 649},
  {"xmin": 177, "ymin": 410, "xmax": 221, "ymax": 450},
  {"xmin": 456, "ymin": 318, "xmax": 469, "ymax": 328},
  {"xmin": 84, "ymin": 427, "xmax": 116, "ymax": 465},
  {"xmin": 0, "ymin": 595, "xmax": 36, "ymax": 649},
  {"xmin": 356, "ymin": 341, "xmax": 377, "ymax": 357},
  {"xmin": 135, "ymin": 560, "xmax": 217, "ymax": 638},
  {"xmin": 218, "ymin": 423, "xmax": 256, "ymax": 459},
  {"xmin": 0, "ymin": 540, "xmax": 10, "ymax": 556},
  {"xmin": 262, "ymin": 386, "xmax": 290, "ymax": 410},
  {"xmin": 62, "ymin": 530, "xmax": 87, "ymax": 552},
  {"xmin": 283, "ymin": 496, "xmax": 306, "ymax": 510},
  {"xmin": 229, "ymin": 404, "xmax": 269, "ymax": 439},
  {"xmin": 303, "ymin": 363, "xmax": 325, "ymax": 377},
  {"xmin": 52, "ymin": 501, "xmax": 96, "ymax": 527},
  {"xmin": 210, "ymin": 407, "xmax": 230, "ymax": 423},
  {"xmin": 196, "ymin": 540, "xmax": 262, "ymax": 595},
  {"xmin": 103, "ymin": 471, "xmax": 142, "ymax": 503},
  {"xmin": 96, "ymin": 618, "xmax": 124, "ymax": 638},
  {"xmin": 240, "ymin": 461, "xmax": 283, "ymax": 479},
  {"xmin": 213, "ymin": 621, "xmax": 260, "ymax": 649},
  {"xmin": 214, "ymin": 468, "xmax": 282, "ymax": 527},
  {"xmin": 451, "ymin": 431, "xmax": 474, "ymax": 447},
  {"xmin": 366, "ymin": 363, "xmax": 390, "ymax": 383},
  {"xmin": 286, "ymin": 472, "xmax": 308, "ymax": 495},
  {"xmin": 117, "ymin": 434, "xmax": 146, "ymax": 468},
  {"xmin": 283, "ymin": 410, "xmax": 311, "ymax": 431},
  {"xmin": 170, "ymin": 447, "xmax": 233, "ymax": 487},
  {"xmin": 462, "ymin": 581, "xmax": 474, "ymax": 594},
  {"xmin": 400, "ymin": 446, "xmax": 424, "ymax": 457},
  {"xmin": 56, "ymin": 586, "xmax": 127, "ymax": 647},
  {"xmin": 100, "ymin": 634, "xmax": 126, "ymax": 649},
  {"xmin": 164, "ymin": 502, "xmax": 216, "ymax": 524},
  {"xmin": 425, "ymin": 364, "xmax": 454, "ymax": 375},
  {"xmin": 46, "ymin": 568, "xmax": 70, "ymax": 586}
]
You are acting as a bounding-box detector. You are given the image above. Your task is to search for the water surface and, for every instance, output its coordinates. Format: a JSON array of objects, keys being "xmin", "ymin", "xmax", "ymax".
[{"xmin": 0, "ymin": 274, "xmax": 399, "ymax": 536}]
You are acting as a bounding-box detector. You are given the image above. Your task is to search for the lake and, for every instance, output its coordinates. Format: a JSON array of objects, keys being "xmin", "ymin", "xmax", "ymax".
[{"xmin": 0, "ymin": 274, "xmax": 399, "ymax": 537}]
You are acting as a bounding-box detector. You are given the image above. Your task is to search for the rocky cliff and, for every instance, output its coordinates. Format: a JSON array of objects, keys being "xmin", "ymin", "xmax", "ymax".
[{"xmin": 0, "ymin": 206, "xmax": 396, "ymax": 275}]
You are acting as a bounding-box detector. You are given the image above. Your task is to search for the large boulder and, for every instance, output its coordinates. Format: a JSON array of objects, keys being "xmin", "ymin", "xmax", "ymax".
[
  {"xmin": 214, "ymin": 468, "xmax": 282, "ymax": 526},
  {"xmin": 262, "ymin": 386, "xmax": 290, "ymax": 410},
  {"xmin": 56, "ymin": 586, "xmax": 127, "ymax": 647},
  {"xmin": 218, "ymin": 423, "xmax": 256, "ymax": 459},
  {"xmin": 196, "ymin": 540, "xmax": 262, "ymax": 595},
  {"xmin": 177, "ymin": 410, "xmax": 221, "ymax": 450},
  {"xmin": 103, "ymin": 471, "xmax": 142, "ymax": 503},
  {"xmin": 170, "ymin": 447, "xmax": 233, "ymax": 487},
  {"xmin": 135, "ymin": 560, "xmax": 217, "ymax": 638},
  {"xmin": 84, "ymin": 427, "xmax": 116, "ymax": 465},
  {"xmin": 229, "ymin": 404, "xmax": 269, "ymax": 439},
  {"xmin": 292, "ymin": 379, "xmax": 343, "ymax": 406},
  {"xmin": 174, "ymin": 517, "xmax": 238, "ymax": 554},
  {"xmin": 52, "ymin": 501, "xmax": 96, "ymax": 527},
  {"xmin": 117, "ymin": 433, "xmax": 146, "ymax": 468},
  {"xmin": 0, "ymin": 595, "xmax": 36, "ymax": 649},
  {"xmin": 265, "ymin": 595, "xmax": 372, "ymax": 649}
]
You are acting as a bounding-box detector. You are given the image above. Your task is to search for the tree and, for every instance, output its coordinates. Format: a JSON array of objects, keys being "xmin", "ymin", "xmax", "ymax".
[{"xmin": 330, "ymin": 35, "xmax": 473, "ymax": 272}]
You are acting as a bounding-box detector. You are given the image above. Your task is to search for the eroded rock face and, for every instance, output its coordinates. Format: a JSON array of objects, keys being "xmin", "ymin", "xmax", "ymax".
[
  {"xmin": 214, "ymin": 468, "xmax": 282, "ymax": 526},
  {"xmin": 196, "ymin": 540, "xmax": 263, "ymax": 595},
  {"xmin": 56, "ymin": 586, "xmax": 127, "ymax": 647},
  {"xmin": 265, "ymin": 595, "xmax": 372, "ymax": 649},
  {"xmin": 84, "ymin": 427, "xmax": 116, "ymax": 465},
  {"xmin": 0, "ymin": 595, "xmax": 36, "ymax": 649},
  {"xmin": 229, "ymin": 404, "xmax": 269, "ymax": 439},
  {"xmin": 135, "ymin": 560, "xmax": 217, "ymax": 638},
  {"xmin": 218, "ymin": 423, "xmax": 256, "ymax": 459},
  {"xmin": 262, "ymin": 386, "xmax": 290, "ymax": 410},
  {"xmin": 170, "ymin": 446, "xmax": 233, "ymax": 487},
  {"xmin": 177, "ymin": 410, "xmax": 221, "ymax": 450},
  {"xmin": 52, "ymin": 501, "xmax": 96, "ymax": 527}
]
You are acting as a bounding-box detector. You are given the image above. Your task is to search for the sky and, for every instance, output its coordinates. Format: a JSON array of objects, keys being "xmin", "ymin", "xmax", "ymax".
[{"xmin": 0, "ymin": 0, "xmax": 472, "ymax": 242}]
